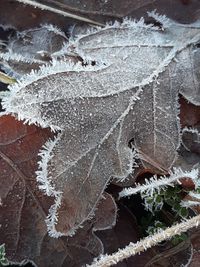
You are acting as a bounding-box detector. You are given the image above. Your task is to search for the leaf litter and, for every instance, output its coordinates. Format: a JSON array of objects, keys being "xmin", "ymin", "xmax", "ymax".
[{"xmin": 0, "ymin": 9, "xmax": 200, "ymax": 266}]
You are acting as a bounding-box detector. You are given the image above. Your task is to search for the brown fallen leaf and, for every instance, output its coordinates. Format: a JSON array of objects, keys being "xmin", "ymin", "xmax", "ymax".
[
  {"xmin": 0, "ymin": 25, "xmax": 69, "ymax": 78},
  {"xmin": 180, "ymin": 96, "xmax": 200, "ymax": 128},
  {"xmin": 97, "ymin": 204, "xmax": 153, "ymax": 267},
  {"xmin": 0, "ymin": 115, "xmax": 54, "ymax": 264},
  {"xmin": 0, "ymin": 115, "xmax": 117, "ymax": 266},
  {"xmin": 190, "ymin": 229, "xmax": 200, "ymax": 267}
]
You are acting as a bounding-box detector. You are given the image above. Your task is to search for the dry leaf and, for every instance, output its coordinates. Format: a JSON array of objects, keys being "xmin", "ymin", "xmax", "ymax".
[
  {"xmin": 2, "ymin": 15, "xmax": 200, "ymax": 237},
  {"xmin": 180, "ymin": 96, "xmax": 200, "ymax": 128},
  {"xmin": 0, "ymin": 25, "xmax": 68, "ymax": 78},
  {"xmin": 0, "ymin": 115, "xmax": 117, "ymax": 266}
]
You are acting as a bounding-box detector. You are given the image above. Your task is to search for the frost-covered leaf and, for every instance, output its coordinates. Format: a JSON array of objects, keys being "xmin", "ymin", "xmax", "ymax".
[
  {"xmin": 0, "ymin": 24, "xmax": 68, "ymax": 78},
  {"xmin": 0, "ymin": 115, "xmax": 117, "ymax": 266},
  {"xmin": 68, "ymin": 14, "xmax": 200, "ymax": 171},
  {"xmin": 2, "ymin": 16, "xmax": 200, "ymax": 237},
  {"xmin": 8, "ymin": 24, "xmax": 67, "ymax": 59},
  {"xmin": 133, "ymin": 68, "xmax": 180, "ymax": 172},
  {"xmin": 182, "ymin": 127, "xmax": 200, "ymax": 153},
  {"xmin": 180, "ymin": 96, "xmax": 200, "ymax": 128},
  {"xmin": 179, "ymin": 45, "xmax": 200, "ymax": 106},
  {"xmin": 175, "ymin": 126, "xmax": 200, "ymax": 173}
]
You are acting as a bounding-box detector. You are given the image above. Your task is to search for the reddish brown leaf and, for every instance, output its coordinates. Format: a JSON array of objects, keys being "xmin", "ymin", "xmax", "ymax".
[
  {"xmin": 0, "ymin": 115, "xmax": 54, "ymax": 264},
  {"xmin": 180, "ymin": 96, "xmax": 200, "ymax": 128},
  {"xmin": 0, "ymin": 115, "xmax": 117, "ymax": 266},
  {"xmin": 97, "ymin": 204, "xmax": 153, "ymax": 267}
]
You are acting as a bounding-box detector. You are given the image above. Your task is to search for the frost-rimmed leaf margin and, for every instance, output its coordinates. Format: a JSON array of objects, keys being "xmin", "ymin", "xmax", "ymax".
[
  {"xmin": 0, "ymin": 23, "xmax": 68, "ymax": 69},
  {"xmin": 35, "ymin": 133, "xmax": 119, "ymax": 237},
  {"xmin": 1, "ymin": 59, "xmax": 106, "ymax": 131},
  {"xmin": 36, "ymin": 133, "xmax": 64, "ymax": 237},
  {"xmin": 181, "ymin": 127, "xmax": 200, "ymax": 151},
  {"xmin": 68, "ymin": 10, "xmax": 200, "ymax": 58},
  {"xmin": 36, "ymin": 133, "xmax": 62, "ymax": 196},
  {"xmin": 0, "ymin": 51, "xmax": 43, "ymax": 64},
  {"xmin": 41, "ymin": 23, "xmax": 68, "ymax": 39}
]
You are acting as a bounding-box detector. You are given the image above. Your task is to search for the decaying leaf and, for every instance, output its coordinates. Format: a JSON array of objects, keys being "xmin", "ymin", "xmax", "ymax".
[
  {"xmin": 0, "ymin": 116, "xmax": 117, "ymax": 266},
  {"xmin": 1, "ymin": 14, "xmax": 200, "ymax": 238}
]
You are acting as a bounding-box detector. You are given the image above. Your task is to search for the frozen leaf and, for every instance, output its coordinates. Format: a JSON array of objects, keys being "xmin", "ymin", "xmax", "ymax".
[
  {"xmin": 182, "ymin": 127, "xmax": 200, "ymax": 153},
  {"xmin": 175, "ymin": 126, "xmax": 200, "ymax": 177},
  {"xmin": 8, "ymin": 25, "xmax": 67, "ymax": 60},
  {"xmin": 68, "ymin": 14, "xmax": 200, "ymax": 171},
  {"xmin": 180, "ymin": 96, "xmax": 200, "ymax": 128},
  {"xmin": 177, "ymin": 45, "xmax": 200, "ymax": 106},
  {"xmin": 173, "ymin": 126, "xmax": 200, "ymax": 189},
  {"xmin": 133, "ymin": 68, "xmax": 180, "ymax": 172},
  {"xmin": 0, "ymin": 25, "xmax": 68, "ymax": 77},
  {"xmin": 2, "ymin": 16, "xmax": 200, "ymax": 237},
  {"xmin": 0, "ymin": 115, "xmax": 117, "ymax": 266}
]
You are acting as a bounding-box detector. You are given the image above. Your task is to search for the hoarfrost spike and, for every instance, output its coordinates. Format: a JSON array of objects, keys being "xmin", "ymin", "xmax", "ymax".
[{"xmin": 119, "ymin": 168, "xmax": 199, "ymax": 199}]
